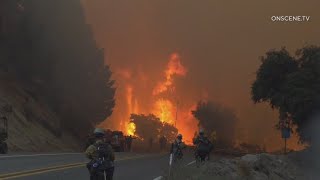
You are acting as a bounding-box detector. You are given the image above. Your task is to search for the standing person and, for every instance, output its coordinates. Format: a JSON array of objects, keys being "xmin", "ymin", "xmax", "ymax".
[
  {"xmin": 85, "ymin": 128, "xmax": 115, "ymax": 180},
  {"xmin": 125, "ymin": 135, "xmax": 133, "ymax": 152},
  {"xmin": 170, "ymin": 134, "xmax": 185, "ymax": 162},
  {"xmin": 85, "ymin": 133, "xmax": 95, "ymax": 149},
  {"xmin": 193, "ymin": 129, "xmax": 212, "ymax": 161}
]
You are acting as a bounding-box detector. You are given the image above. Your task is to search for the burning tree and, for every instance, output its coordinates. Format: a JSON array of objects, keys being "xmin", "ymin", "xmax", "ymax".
[
  {"xmin": 192, "ymin": 101, "xmax": 237, "ymax": 147},
  {"xmin": 159, "ymin": 122, "xmax": 178, "ymax": 142},
  {"xmin": 129, "ymin": 113, "xmax": 178, "ymax": 142}
]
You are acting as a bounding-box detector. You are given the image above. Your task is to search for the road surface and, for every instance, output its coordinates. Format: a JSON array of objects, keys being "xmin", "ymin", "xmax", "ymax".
[{"xmin": 0, "ymin": 152, "xmax": 194, "ymax": 180}]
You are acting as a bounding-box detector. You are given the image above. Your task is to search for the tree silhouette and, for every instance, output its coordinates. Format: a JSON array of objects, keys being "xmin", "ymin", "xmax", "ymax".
[
  {"xmin": 192, "ymin": 101, "xmax": 237, "ymax": 147},
  {"xmin": 252, "ymin": 46, "xmax": 320, "ymax": 143},
  {"xmin": 130, "ymin": 114, "xmax": 178, "ymax": 142}
]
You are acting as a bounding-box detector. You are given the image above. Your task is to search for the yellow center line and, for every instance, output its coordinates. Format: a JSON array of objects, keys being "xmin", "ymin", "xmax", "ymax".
[{"xmin": 0, "ymin": 154, "xmax": 153, "ymax": 180}]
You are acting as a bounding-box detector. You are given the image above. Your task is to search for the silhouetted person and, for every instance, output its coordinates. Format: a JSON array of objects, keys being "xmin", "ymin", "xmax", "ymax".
[
  {"xmin": 193, "ymin": 129, "xmax": 213, "ymax": 161},
  {"xmin": 125, "ymin": 135, "xmax": 133, "ymax": 152},
  {"xmin": 170, "ymin": 134, "xmax": 186, "ymax": 162}
]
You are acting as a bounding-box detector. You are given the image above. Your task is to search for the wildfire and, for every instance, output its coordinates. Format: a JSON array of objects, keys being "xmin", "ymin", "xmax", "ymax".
[
  {"xmin": 154, "ymin": 99, "xmax": 175, "ymax": 124},
  {"xmin": 150, "ymin": 53, "xmax": 187, "ymax": 126},
  {"xmin": 153, "ymin": 53, "xmax": 187, "ymax": 96},
  {"xmin": 125, "ymin": 85, "xmax": 136, "ymax": 135},
  {"xmin": 127, "ymin": 122, "xmax": 136, "ymax": 136},
  {"xmin": 104, "ymin": 52, "xmax": 197, "ymax": 143}
]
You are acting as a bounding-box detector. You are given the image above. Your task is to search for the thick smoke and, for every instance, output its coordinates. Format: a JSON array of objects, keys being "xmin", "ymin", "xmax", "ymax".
[
  {"xmin": 82, "ymin": 0, "xmax": 320, "ymax": 150},
  {"xmin": 0, "ymin": 0, "xmax": 115, "ymax": 137}
]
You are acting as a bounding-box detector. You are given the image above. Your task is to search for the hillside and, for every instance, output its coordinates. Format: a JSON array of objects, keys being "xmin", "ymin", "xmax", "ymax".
[
  {"xmin": 0, "ymin": 71, "xmax": 80, "ymax": 152},
  {"xmin": 0, "ymin": 0, "xmax": 115, "ymax": 152}
]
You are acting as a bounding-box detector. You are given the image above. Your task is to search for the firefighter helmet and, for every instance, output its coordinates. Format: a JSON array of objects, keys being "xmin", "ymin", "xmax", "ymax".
[
  {"xmin": 93, "ymin": 128, "xmax": 105, "ymax": 137},
  {"xmin": 199, "ymin": 129, "xmax": 205, "ymax": 135}
]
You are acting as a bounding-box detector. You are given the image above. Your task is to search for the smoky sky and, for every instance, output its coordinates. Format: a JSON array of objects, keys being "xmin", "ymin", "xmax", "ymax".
[{"xmin": 81, "ymin": 0, "xmax": 319, "ymax": 150}]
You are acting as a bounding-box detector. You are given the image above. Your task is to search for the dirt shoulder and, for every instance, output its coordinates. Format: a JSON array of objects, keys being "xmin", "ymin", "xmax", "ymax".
[{"xmin": 165, "ymin": 151, "xmax": 318, "ymax": 180}]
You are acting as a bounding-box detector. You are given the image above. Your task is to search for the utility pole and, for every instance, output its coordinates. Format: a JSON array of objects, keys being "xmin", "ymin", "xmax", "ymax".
[
  {"xmin": 175, "ymin": 100, "xmax": 179, "ymax": 128},
  {"xmin": 284, "ymin": 138, "xmax": 287, "ymax": 154},
  {"xmin": 281, "ymin": 118, "xmax": 291, "ymax": 155}
]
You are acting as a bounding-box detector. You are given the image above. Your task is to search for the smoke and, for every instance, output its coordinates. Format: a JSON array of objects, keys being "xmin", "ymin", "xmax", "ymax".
[
  {"xmin": 303, "ymin": 114, "xmax": 320, "ymax": 162},
  {"xmin": 82, "ymin": 0, "xmax": 320, "ymax": 150}
]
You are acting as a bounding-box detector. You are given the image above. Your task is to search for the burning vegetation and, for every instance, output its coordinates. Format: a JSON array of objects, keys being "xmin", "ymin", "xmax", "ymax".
[
  {"xmin": 102, "ymin": 52, "xmax": 242, "ymax": 146},
  {"xmin": 129, "ymin": 114, "xmax": 178, "ymax": 142},
  {"xmin": 102, "ymin": 53, "xmax": 199, "ymax": 143}
]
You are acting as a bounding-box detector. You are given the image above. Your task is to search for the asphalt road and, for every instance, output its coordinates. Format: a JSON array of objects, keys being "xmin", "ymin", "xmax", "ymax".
[{"xmin": 0, "ymin": 152, "xmax": 195, "ymax": 180}]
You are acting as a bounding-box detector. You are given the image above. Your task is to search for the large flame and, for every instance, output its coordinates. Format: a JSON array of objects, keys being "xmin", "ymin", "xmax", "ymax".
[
  {"xmin": 153, "ymin": 99, "xmax": 175, "ymax": 124},
  {"xmin": 151, "ymin": 53, "xmax": 187, "ymax": 127},
  {"xmin": 153, "ymin": 53, "xmax": 187, "ymax": 96},
  {"xmin": 125, "ymin": 84, "xmax": 137, "ymax": 135},
  {"xmin": 102, "ymin": 53, "xmax": 197, "ymax": 143}
]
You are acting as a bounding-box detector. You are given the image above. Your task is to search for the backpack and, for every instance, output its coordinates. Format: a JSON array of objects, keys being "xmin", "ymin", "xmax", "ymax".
[
  {"xmin": 92, "ymin": 143, "xmax": 114, "ymax": 171},
  {"xmin": 197, "ymin": 137, "xmax": 211, "ymax": 153},
  {"xmin": 95, "ymin": 143, "xmax": 109, "ymax": 159}
]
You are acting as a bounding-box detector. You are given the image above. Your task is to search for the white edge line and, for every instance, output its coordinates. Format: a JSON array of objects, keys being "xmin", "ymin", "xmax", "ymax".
[
  {"xmin": 153, "ymin": 176, "xmax": 163, "ymax": 180},
  {"xmin": 186, "ymin": 160, "xmax": 196, "ymax": 166},
  {"xmin": 153, "ymin": 160, "xmax": 196, "ymax": 180}
]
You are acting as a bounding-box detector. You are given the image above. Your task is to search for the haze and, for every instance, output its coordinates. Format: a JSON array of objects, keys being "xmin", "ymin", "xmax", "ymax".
[{"xmin": 81, "ymin": 0, "xmax": 320, "ymax": 151}]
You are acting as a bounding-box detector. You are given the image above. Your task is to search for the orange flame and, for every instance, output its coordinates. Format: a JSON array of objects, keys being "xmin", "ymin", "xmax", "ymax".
[
  {"xmin": 153, "ymin": 53, "xmax": 187, "ymax": 95},
  {"xmin": 127, "ymin": 122, "xmax": 136, "ymax": 136},
  {"xmin": 153, "ymin": 99, "xmax": 175, "ymax": 124},
  {"xmin": 125, "ymin": 85, "xmax": 138, "ymax": 135},
  {"xmin": 104, "ymin": 53, "xmax": 198, "ymax": 143},
  {"xmin": 126, "ymin": 85, "xmax": 133, "ymax": 115}
]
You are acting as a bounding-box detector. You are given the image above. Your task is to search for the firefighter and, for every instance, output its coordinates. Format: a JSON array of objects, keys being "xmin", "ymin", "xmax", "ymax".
[
  {"xmin": 125, "ymin": 135, "xmax": 134, "ymax": 152},
  {"xmin": 85, "ymin": 133, "xmax": 95, "ymax": 149},
  {"xmin": 193, "ymin": 129, "xmax": 213, "ymax": 161},
  {"xmin": 85, "ymin": 128, "xmax": 115, "ymax": 180},
  {"xmin": 170, "ymin": 134, "xmax": 185, "ymax": 161}
]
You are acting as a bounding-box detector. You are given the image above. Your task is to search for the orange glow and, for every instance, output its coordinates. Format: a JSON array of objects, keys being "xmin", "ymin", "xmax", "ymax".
[
  {"xmin": 101, "ymin": 53, "xmax": 198, "ymax": 142},
  {"xmin": 127, "ymin": 122, "xmax": 136, "ymax": 136},
  {"xmin": 176, "ymin": 104, "xmax": 199, "ymax": 145},
  {"xmin": 153, "ymin": 99, "xmax": 175, "ymax": 124},
  {"xmin": 126, "ymin": 85, "xmax": 133, "ymax": 116},
  {"xmin": 124, "ymin": 85, "xmax": 139, "ymax": 135},
  {"xmin": 153, "ymin": 53, "xmax": 187, "ymax": 95},
  {"xmin": 150, "ymin": 53, "xmax": 188, "ymax": 129}
]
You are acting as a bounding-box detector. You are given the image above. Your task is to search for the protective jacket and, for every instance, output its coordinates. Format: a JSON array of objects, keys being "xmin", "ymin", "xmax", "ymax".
[{"xmin": 85, "ymin": 140, "xmax": 115, "ymax": 180}]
